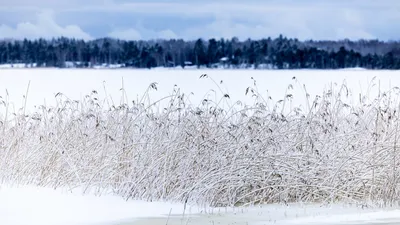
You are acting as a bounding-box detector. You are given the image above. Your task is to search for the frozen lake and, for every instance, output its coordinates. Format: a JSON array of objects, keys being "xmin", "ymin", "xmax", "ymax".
[
  {"xmin": 5, "ymin": 185, "xmax": 394, "ymax": 225},
  {"xmin": 115, "ymin": 205, "xmax": 400, "ymax": 225},
  {"xmin": 0, "ymin": 68, "xmax": 399, "ymax": 113}
]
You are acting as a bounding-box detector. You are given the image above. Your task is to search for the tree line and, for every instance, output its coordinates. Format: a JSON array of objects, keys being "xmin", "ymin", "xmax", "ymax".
[{"xmin": 1, "ymin": 35, "xmax": 400, "ymax": 69}]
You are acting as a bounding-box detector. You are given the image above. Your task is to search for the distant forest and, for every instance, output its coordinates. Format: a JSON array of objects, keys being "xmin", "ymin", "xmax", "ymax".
[{"xmin": 1, "ymin": 35, "xmax": 400, "ymax": 69}]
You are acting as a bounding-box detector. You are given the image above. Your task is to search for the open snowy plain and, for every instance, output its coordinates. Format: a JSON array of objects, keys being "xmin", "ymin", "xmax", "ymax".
[
  {"xmin": 0, "ymin": 68, "xmax": 396, "ymax": 114},
  {"xmin": 1, "ymin": 68, "xmax": 400, "ymax": 225}
]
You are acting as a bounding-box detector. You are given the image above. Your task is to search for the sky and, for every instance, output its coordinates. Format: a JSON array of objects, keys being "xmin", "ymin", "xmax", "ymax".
[{"xmin": 0, "ymin": 0, "xmax": 399, "ymax": 41}]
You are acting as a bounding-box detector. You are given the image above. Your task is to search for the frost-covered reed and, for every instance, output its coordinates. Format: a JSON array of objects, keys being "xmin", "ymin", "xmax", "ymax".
[{"xmin": 0, "ymin": 75, "xmax": 400, "ymax": 208}]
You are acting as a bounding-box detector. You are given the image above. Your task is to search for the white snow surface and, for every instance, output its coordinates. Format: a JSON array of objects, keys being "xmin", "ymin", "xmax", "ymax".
[
  {"xmin": 0, "ymin": 63, "xmax": 37, "ymax": 68},
  {"xmin": 1, "ymin": 185, "xmax": 400, "ymax": 225},
  {"xmin": 0, "ymin": 68, "xmax": 398, "ymax": 114},
  {"xmin": 284, "ymin": 209, "xmax": 400, "ymax": 224},
  {"xmin": 0, "ymin": 185, "xmax": 197, "ymax": 225}
]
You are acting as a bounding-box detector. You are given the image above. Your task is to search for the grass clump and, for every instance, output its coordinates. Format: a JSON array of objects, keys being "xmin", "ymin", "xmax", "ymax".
[{"xmin": 0, "ymin": 75, "xmax": 399, "ymax": 208}]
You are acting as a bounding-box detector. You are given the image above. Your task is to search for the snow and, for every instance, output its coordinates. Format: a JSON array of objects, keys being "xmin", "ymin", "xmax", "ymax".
[
  {"xmin": 0, "ymin": 68, "xmax": 397, "ymax": 114},
  {"xmin": 0, "ymin": 185, "xmax": 199, "ymax": 225},
  {"xmin": 1, "ymin": 185, "xmax": 399, "ymax": 225},
  {"xmin": 284, "ymin": 209, "xmax": 400, "ymax": 225},
  {"xmin": 93, "ymin": 63, "xmax": 125, "ymax": 69},
  {"xmin": 0, "ymin": 63, "xmax": 37, "ymax": 68}
]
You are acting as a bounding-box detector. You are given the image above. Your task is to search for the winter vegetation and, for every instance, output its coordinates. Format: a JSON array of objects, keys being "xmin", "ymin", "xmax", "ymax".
[
  {"xmin": 0, "ymin": 68, "xmax": 400, "ymax": 213},
  {"xmin": 1, "ymin": 36, "xmax": 400, "ymax": 69}
]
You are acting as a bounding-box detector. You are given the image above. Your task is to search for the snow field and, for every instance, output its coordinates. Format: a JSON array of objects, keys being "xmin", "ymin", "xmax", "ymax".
[
  {"xmin": 0, "ymin": 185, "xmax": 199, "ymax": 225},
  {"xmin": 2, "ymin": 185, "xmax": 398, "ymax": 225}
]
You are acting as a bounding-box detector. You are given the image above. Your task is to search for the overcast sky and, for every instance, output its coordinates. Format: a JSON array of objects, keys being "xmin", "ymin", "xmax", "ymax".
[{"xmin": 0, "ymin": 0, "xmax": 399, "ymax": 41}]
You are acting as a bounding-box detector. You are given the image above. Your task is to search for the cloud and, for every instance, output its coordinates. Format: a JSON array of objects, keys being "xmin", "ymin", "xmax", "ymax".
[
  {"xmin": 0, "ymin": 1, "xmax": 399, "ymax": 41},
  {"xmin": 158, "ymin": 29, "xmax": 178, "ymax": 40},
  {"xmin": 108, "ymin": 28, "xmax": 142, "ymax": 40},
  {"xmin": 0, "ymin": 0, "xmax": 102, "ymax": 10},
  {"xmin": 180, "ymin": 8, "xmax": 377, "ymax": 41},
  {"xmin": 108, "ymin": 25, "xmax": 177, "ymax": 40},
  {"xmin": 62, "ymin": 1, "xmax": 398, "ymax": 41},
  {"xmin": 0, "ymin": 10, "xmax": 92, "ymax": 40}
]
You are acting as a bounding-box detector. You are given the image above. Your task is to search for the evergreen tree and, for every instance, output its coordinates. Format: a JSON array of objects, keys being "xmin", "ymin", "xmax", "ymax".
[{"xmin": 0, "ymin": 35, "xmax": 399, "ymax": 69}]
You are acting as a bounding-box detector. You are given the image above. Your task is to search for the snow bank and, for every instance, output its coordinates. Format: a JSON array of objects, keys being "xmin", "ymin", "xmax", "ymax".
[
  {"xmin": 284, "ymin": 208, "xmax": 400, "ymax": 225},
  {"xmin": 0, "ymin": 68, "xmax": 397, "ymax": 114},
  {"xmin": 0, "ymin": 63, "xmax": 37, "ymax": 68},
  {"xmin": 0, "ymin": 185, "xmax": 197, "ymax": 225},
  {"xmin": 0, "ymin": 186, "xmax": 399, "ymax": 225}
]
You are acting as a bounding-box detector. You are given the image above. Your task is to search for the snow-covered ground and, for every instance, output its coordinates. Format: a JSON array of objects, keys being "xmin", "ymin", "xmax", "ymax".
[
  {"xmin": 0, "ymin": 63, "xmax": 38, "ymax": 68},
  {"xmin": 0, "ymin": 68, "xmax": 400, "ymax": 225},
  {"xmin": 0, "ymin": 185, "xmax": 198, "ymax": 225},
  {"xmin": 0, "ymin": 68, "xmax": 398, "ymax": 114},
  {"xmin": 1, "ymin": 185, "xmax": 400, "ymax": 225},
  {"xmin": 285, "ymin": 209, "xmax": 400, "ymax": 225}
]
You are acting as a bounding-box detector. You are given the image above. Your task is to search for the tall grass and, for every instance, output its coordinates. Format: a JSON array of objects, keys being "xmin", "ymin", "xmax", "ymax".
[{"xmin": 0, "ymin": 75, "xmax": 400, "ymax": 208}]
